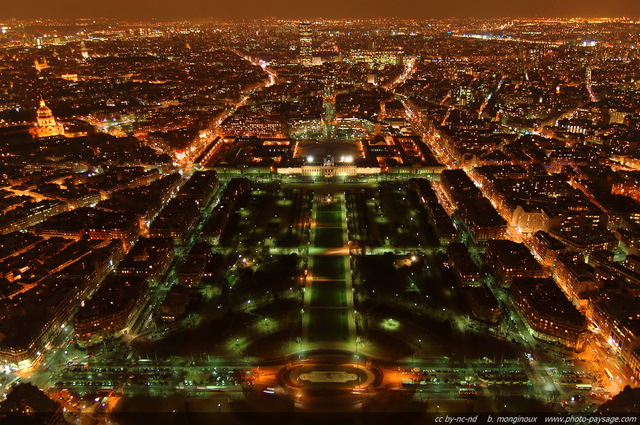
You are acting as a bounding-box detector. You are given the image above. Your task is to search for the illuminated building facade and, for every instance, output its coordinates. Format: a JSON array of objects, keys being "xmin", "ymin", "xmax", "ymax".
[
  {"xmin": 29, "ymin": 98, "xmax": 65, "ymax": 139},
  {"xmin": 466, "ymin": 285, "xmax": 501, "ymax": 324},
  {"xmin": 74, "ymin": 275, "xmax": 148, "ymax": 347},
  {"xmin": 588, "ymin": 295, "xmax": 640, "ymax": 363},
  {"xmin": 485, "ymin": 239, "xmax": 545, "ymax": 287},
  {"xmin": 511, "ymin": 277, "xmax": 588, "ymax": 351},
  {"xmin": 531, "ymin": 230, "xmax": 566, "ymax": 268}
]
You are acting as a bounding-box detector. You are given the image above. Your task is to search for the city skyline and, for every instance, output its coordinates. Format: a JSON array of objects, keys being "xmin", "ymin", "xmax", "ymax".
[
  {"xmin": 4, "ymin": 0, "xmax": 640, "ymax": 20},
  {"xmin": 1, "ymin": 15, "xmax": 640, "ymax": 424}
]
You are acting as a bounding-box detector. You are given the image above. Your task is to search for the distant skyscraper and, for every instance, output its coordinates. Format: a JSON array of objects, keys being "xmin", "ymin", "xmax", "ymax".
[{"xmin": 298, "ymin": 22, "xmax": 312, "ymax": 67}]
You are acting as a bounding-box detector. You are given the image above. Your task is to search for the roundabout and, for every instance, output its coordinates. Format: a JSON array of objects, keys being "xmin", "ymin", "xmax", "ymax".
[
  {"xmin": 275, "ymin": 356, "xmax": 382, "ymax": 412},
  {"xmin": 282, "ymin": 360, "xmax": 375, "ymax": 390}
]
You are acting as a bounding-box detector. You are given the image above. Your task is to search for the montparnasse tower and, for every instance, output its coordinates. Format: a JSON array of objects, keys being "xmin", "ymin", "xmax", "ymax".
[
  {"xmin": 298, "ymin": 22, "xmax": 312, "ymax": 67},
  {"xmin": 29, "ymin": 97, "xmax": 65, "ymax": 139}
]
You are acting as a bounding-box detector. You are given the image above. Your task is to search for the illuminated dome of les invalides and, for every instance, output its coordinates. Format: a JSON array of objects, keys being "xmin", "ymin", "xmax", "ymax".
[{"xmin": 29, "ymin": 97, "xmax": 65, "ymax": 139}]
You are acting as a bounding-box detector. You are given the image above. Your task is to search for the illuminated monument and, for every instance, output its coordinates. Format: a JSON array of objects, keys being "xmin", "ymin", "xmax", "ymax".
[
  {"xmin": 80, "ymin": 41, "xmax": 89, "ymax": 59},
  {"xmin": 29, "ymin": 97, "xmax": 65, "ymax": 139},
  {"xmin": 322, "ymin": 83, "xmax": 337, "ymax": 139},
  {"xmin": 298, "ymin": 22, "xmax": 312, "ymax": 67},
  {"xmin": 34, "ymin": 58, "xmax": 48, "ymax": 72},
  {"xmin": 289, "ymin": 76, "xmax": 374, "ymax": 141}
]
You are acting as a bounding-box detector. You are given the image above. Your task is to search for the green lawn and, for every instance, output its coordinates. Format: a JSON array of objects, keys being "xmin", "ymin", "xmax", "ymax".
[
  {"xmin": 315, "ymin": 211, "xmax": 342, "ymax": 227},
  {"xmin": 314, "ymin": 228, "xmax": 344, "ymax": 248},
  {"xmin": 312, "ymin": 256, "xmax": 345, "ymax": 280},
  {"xmin": 311, "ymin": 281, "xmax": 347, "ymax": 307},
  {"xmin": 309, "ymin": 309, "xmax": 349, "ymax": 342},
  {"xmin": 307, "ymin": 200, "xmax": 350, "ymax": 343},
  {"xmin": 317, "ymin": 203, "xmax": 342, "ymax": 213}
]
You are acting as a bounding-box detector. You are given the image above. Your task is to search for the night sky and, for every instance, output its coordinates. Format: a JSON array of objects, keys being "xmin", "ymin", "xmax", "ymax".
[{"xmin": 4, "ymin": 0, "xmax": 640, "ymax": 19}]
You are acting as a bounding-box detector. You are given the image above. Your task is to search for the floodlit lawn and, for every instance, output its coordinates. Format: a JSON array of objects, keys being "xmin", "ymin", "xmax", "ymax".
[
  {"xmin": 311, "ymin": 281, "xmax": 347, "ymax": 307},
  {"xmin": 309, "ymin": 309, "xmax": 348, "ymax": 342},
  {"xmin": 315, "ymin": 211, "xmax": 341, "ymax": 227},
  {"xmin": 314, "ymin": 228, "xmax": 343, "ymax": 247},
  {"xmin": 317, "ymin": 203, "xmax": 341, "ymax": 213},
  {"xmin": 312, "ymin": 256, "xmax": 345, "ymax": 280}
]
